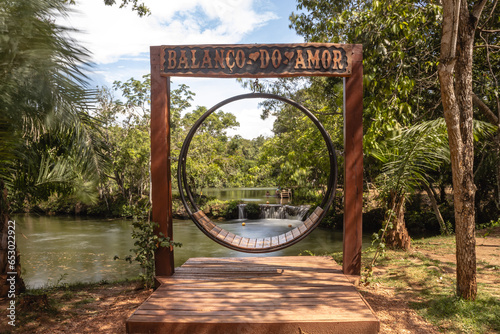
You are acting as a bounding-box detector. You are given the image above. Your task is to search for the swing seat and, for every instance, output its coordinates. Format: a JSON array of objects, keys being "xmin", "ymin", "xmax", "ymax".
[{"xmin": 192, "ymin": 207, "xmax": 324, "ymax": 251}]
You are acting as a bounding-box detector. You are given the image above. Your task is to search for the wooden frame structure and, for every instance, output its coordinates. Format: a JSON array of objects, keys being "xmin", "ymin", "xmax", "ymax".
[{"xmin": 150, "ymin": 43, "xmax": 363, "ymax": 276}]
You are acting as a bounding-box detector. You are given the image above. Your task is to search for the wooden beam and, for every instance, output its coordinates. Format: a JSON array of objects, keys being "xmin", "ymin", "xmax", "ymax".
[
  {"xmin": 343, "ymin": 44, "xmax": 363, "ymax": 276},
  {"xmin": 159, "ymin": 43, "xmax": 353, "ymax": 78},
  {"xmin": 150, "ymin": 46, "xmax": 174, "ymax": 276}
]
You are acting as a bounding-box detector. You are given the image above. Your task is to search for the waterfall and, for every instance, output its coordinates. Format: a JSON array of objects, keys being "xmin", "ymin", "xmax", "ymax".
[
  {"xmin": 238, "ymin": 204, "xmax": 247, "ymax": 219},
  {"xmin": 285, "ymin": 205, "xmax": 310, "ymax": 221},
  {"xmin": 260, "ymin": 204, "xmax": 286, "ymax": 219},
  {"xmin": 237, "ymin": 204, "xmax": 311, "ymax": 220}
]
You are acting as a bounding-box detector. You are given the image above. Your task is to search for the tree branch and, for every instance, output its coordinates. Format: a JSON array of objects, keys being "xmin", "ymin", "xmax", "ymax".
[
  {"xmin": 472, "ymin": 93, "xmax": 499, "ymax": 125},
  {"xmin": 471, "ymin": 0, "xmax": 489, "ymax": 23},
  {"xmin": 478, "ymin": 0, "xmax": 498, "ymax": 30},
  {"xmin": 474, "ymin": 45, "xmax": 500, "ymax": 49},
  {"xmin": 478, "ymin": 29, "xmax": 500, "ymax": 33}
]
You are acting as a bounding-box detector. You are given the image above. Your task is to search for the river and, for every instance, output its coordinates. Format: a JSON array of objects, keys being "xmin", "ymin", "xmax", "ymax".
[{"xmin": 14, "ymin": 188, "xmax": 370, "ymax": 289}]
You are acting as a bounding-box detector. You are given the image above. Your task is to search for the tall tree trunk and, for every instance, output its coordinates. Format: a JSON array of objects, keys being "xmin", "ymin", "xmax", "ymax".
[{"xmin": 439, "ymin": 0, "xmax": 488, "ymax": 300}]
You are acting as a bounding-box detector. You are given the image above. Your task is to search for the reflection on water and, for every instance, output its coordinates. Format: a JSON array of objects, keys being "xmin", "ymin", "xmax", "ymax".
[
  {"xmin": 200, "ymin": 187, "xmax": 280, "ymax": 204},
  {"xmin": 14, "ymin": 213, "xmax": 370, "ymax": 289},
  {"xmin": 15, "ymin": 214, "xmax": 140, "ymax": 289}
]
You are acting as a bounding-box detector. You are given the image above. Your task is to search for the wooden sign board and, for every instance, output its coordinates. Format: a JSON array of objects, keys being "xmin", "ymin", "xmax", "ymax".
[{"xmin": 160, "ymin": 43, "xmax": 353, "ymax": 78}]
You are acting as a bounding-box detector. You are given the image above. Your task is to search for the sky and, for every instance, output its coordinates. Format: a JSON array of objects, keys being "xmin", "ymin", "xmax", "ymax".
[{"xmin": 62, "ymin": 0, "xmax": 305, "ymax": 138}]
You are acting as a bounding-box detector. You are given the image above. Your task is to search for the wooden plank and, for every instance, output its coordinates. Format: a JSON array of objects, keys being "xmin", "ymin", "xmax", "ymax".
[
  {"xmin": 298, "ymin": 223, "xmax": 307, "ymax": 234},
  {"xmin": 232, "ymin": 235, "xmax": 242, "ymax": 246},
  {"xmin": 224, "ymin": 232, "xmax": 236, "ymax": 243},
  {"xmin": 247, "ymin": 238, "xmax": 257, "ymax": 248},
  {"xmin": 271, "ymin": 236, "xmax": 279, "ymax": 246},
  {"xmin": 216, "ymin": 229, "xmax": 229, "ymax": 240},
  {"xmin": 159, "ymin": 43, "xmax": 353, "ymax": 78},
  {"xmin": 177, "ymin": 256, "xmax": 339, "ymax": 267},
  {"xmin": 127, "ymin": 320, "xmax": 379, "ymax": 334},
  {"xmin": 255, "ymin": 238, "xmax": 264, "ymax": 248},
  {"xmin": 239, "ymin": 237, "xmax": 249, "ymax": 248},
  {"xmin": 263, "ymin": 237, "xmax": 271, "ymax": 248},
  {"xmin": 127, "ymin": 256, "xmax": 378, "ymax": 333},
  {"xmin": 209, "ymin": 226, "xmax": 222, "ymax": 236}
]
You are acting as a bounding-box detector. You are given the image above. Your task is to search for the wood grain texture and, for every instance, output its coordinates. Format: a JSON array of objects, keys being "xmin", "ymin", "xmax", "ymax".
[
  {"xmin": 343, "ymin": 44, "xmax": 364, "ymax": 276},
  {"xmin": 191, "ymin": 209, "xmax": 326, "ymax": 251},
  {"xmin": 150, "ymin": 46, "xmax": 174, "ymax": 276},
  {"xmin": 127, "ymin": 256, "xmax": 379, "ymax": 333},
  {"xmin": 159, "ymin": 43, "xmax": 354, "ymax": 78}
]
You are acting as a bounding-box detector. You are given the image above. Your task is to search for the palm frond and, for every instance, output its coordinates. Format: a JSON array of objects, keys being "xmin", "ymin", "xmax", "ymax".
[{"xmin": 372, "ymin": 119, "xmax": 451, "ymax": 197}]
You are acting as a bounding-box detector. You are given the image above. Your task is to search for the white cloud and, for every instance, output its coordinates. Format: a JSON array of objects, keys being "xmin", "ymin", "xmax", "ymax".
[
  {"xmin": 62, "ymin": 0, "xmax": 277, "ymax": 64},
  {"xmin": 58, "ymin": 0, "xmax": 298, "ymax": 139}
]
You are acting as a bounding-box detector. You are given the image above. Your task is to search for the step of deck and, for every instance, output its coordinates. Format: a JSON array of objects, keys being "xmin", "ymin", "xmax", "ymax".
[{"xmin": 126, "ymin": 256, "xmax": 379, "ymax": 334}]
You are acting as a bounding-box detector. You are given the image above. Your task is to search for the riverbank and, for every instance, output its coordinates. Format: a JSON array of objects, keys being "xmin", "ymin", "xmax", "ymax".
[{"xmin": 1, "ymin": 226, "xmax": 498, "ymax": 333}]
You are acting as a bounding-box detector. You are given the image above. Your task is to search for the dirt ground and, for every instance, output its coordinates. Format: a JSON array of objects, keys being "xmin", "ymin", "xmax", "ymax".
[
  {"xmin": 1, "ymin": 227, "xmax": 499, "ymax": 334},
  {"xmin": 359, "ymin": 225, "xmax": 500, "ymax": 334}
]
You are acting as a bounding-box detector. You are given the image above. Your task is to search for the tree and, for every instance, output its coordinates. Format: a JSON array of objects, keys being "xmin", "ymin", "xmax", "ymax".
[
  {"xmin": 372, "ymin": 120, "xmax": 451, "ymax": 251},
  {"xmin": 471, "ymin": 1, "xmax": 500, "ymax": 220},
  {"xmin": 438, "ymin": 0, "xmax": 493, "ymax": 300},
  {"xmin": 0, "ymin": 0, "xmax": 103, "ymax": 296},
  {"xmin": 290, "ymin": 0, "xmax": 443, "ymax": 153},
  {"xmin": 181, "ymin": 106, "xmax": 241, "ymax": 193},
  {"xmin": 290, "ymin": 0, "xmax": 499, "ymax": 299}
]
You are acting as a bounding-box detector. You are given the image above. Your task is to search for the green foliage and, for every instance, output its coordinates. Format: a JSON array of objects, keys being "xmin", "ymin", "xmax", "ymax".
[
  {"xmin": 477, "ymin": 217, "xmax": 500, "ymax": 235},
  {"xmin": 225, "ymin": 200, "xmax": 242, "ymax": 219},
  {"xmin": 244, "ymin": 203, "xmax": 261, "ymax": 220},
  {"xmin": 128, "ymin": 217, "xmax": 181, "ymax": 289},
  {"xmin": 238, "ymin": 77, "xmax": 342, "ymax": 203},
  {"xmin": 290, "ymin": 0, "xmax": 443, "ymax": 153},
  {"xmin": 0, "ymin": 0, "xmax": 107, "ymax": 209},
  {"xmin": 202, "ymin": 199, "xmax": 228, "ymax": 219},
  {"xmin": 372, "ymin": 119, "xmax": 450, "ymax": 198}
]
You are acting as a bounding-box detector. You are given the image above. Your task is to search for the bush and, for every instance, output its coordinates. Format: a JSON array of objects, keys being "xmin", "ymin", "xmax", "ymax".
[
  {"xmin": 202, "ymin": 199, "xmax": 228, "ymax": 219},
  {"xmin": 225, "ymin": 200, "xmax": 242, "ymax": 219},
  {"xmin": 245, "ymin": 203, "xmax": 261, "ymax": 219}
]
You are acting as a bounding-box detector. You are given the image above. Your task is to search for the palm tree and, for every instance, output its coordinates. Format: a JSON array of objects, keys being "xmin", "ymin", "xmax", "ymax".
[
  {"xmin": 371, "ymin": 119, "xmax": 451, "ymax": 252},
  {"xmin": 0, "ymin": 0, "xmax": 106, "ymax": 296},
  {"xmin": 370, "ymin": 118, "xmax": 495, "ymax": 264}
]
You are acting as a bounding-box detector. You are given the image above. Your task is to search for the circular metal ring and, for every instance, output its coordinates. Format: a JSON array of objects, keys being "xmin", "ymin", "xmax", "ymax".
[{"xmin": 177, "ymin": 93, "xmax": 337, "ymax": 253}]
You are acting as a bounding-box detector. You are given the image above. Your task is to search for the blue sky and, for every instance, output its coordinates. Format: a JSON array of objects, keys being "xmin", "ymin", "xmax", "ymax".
[{"xmin": 63, "ymin": 0, "xmax": 305, "ymax": 138}]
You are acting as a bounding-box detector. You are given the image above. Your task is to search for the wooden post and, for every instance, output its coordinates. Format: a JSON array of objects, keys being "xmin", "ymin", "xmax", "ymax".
[
  {"xmin": 343, "ymin": 44, "xmax": 363, "ymax": 276},
  {"xmin": 149, "ymin": 43, "xmax": 362, "ymax": 276},
  {"xmin": 150, "ymin": 46, "xmax": 174, "ymax": 276}
]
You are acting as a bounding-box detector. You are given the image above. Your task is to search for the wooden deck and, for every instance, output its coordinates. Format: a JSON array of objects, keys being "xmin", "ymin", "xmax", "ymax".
[{"xmin": 126, "ymin": 256, "xmax": 379, "ymax": 333}]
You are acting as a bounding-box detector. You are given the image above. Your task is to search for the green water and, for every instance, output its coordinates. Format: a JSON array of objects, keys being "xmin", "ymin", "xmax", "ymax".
[
  {"xmin": 199, "ymin": 187, "xmax": 280, "ymax": 204},
  {"xmin": 14, "ymin": 214, "xmax": 365, "ymax": 289}
]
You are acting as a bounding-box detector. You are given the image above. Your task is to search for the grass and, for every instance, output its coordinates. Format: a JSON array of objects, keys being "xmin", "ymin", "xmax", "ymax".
[
  {"xmin": 411, "ymin": 294, "xmax": 500, "ymax": 333},
  {"xmin": 355, "ymin": 232, "xmax": 500, "ymax": 334}
]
